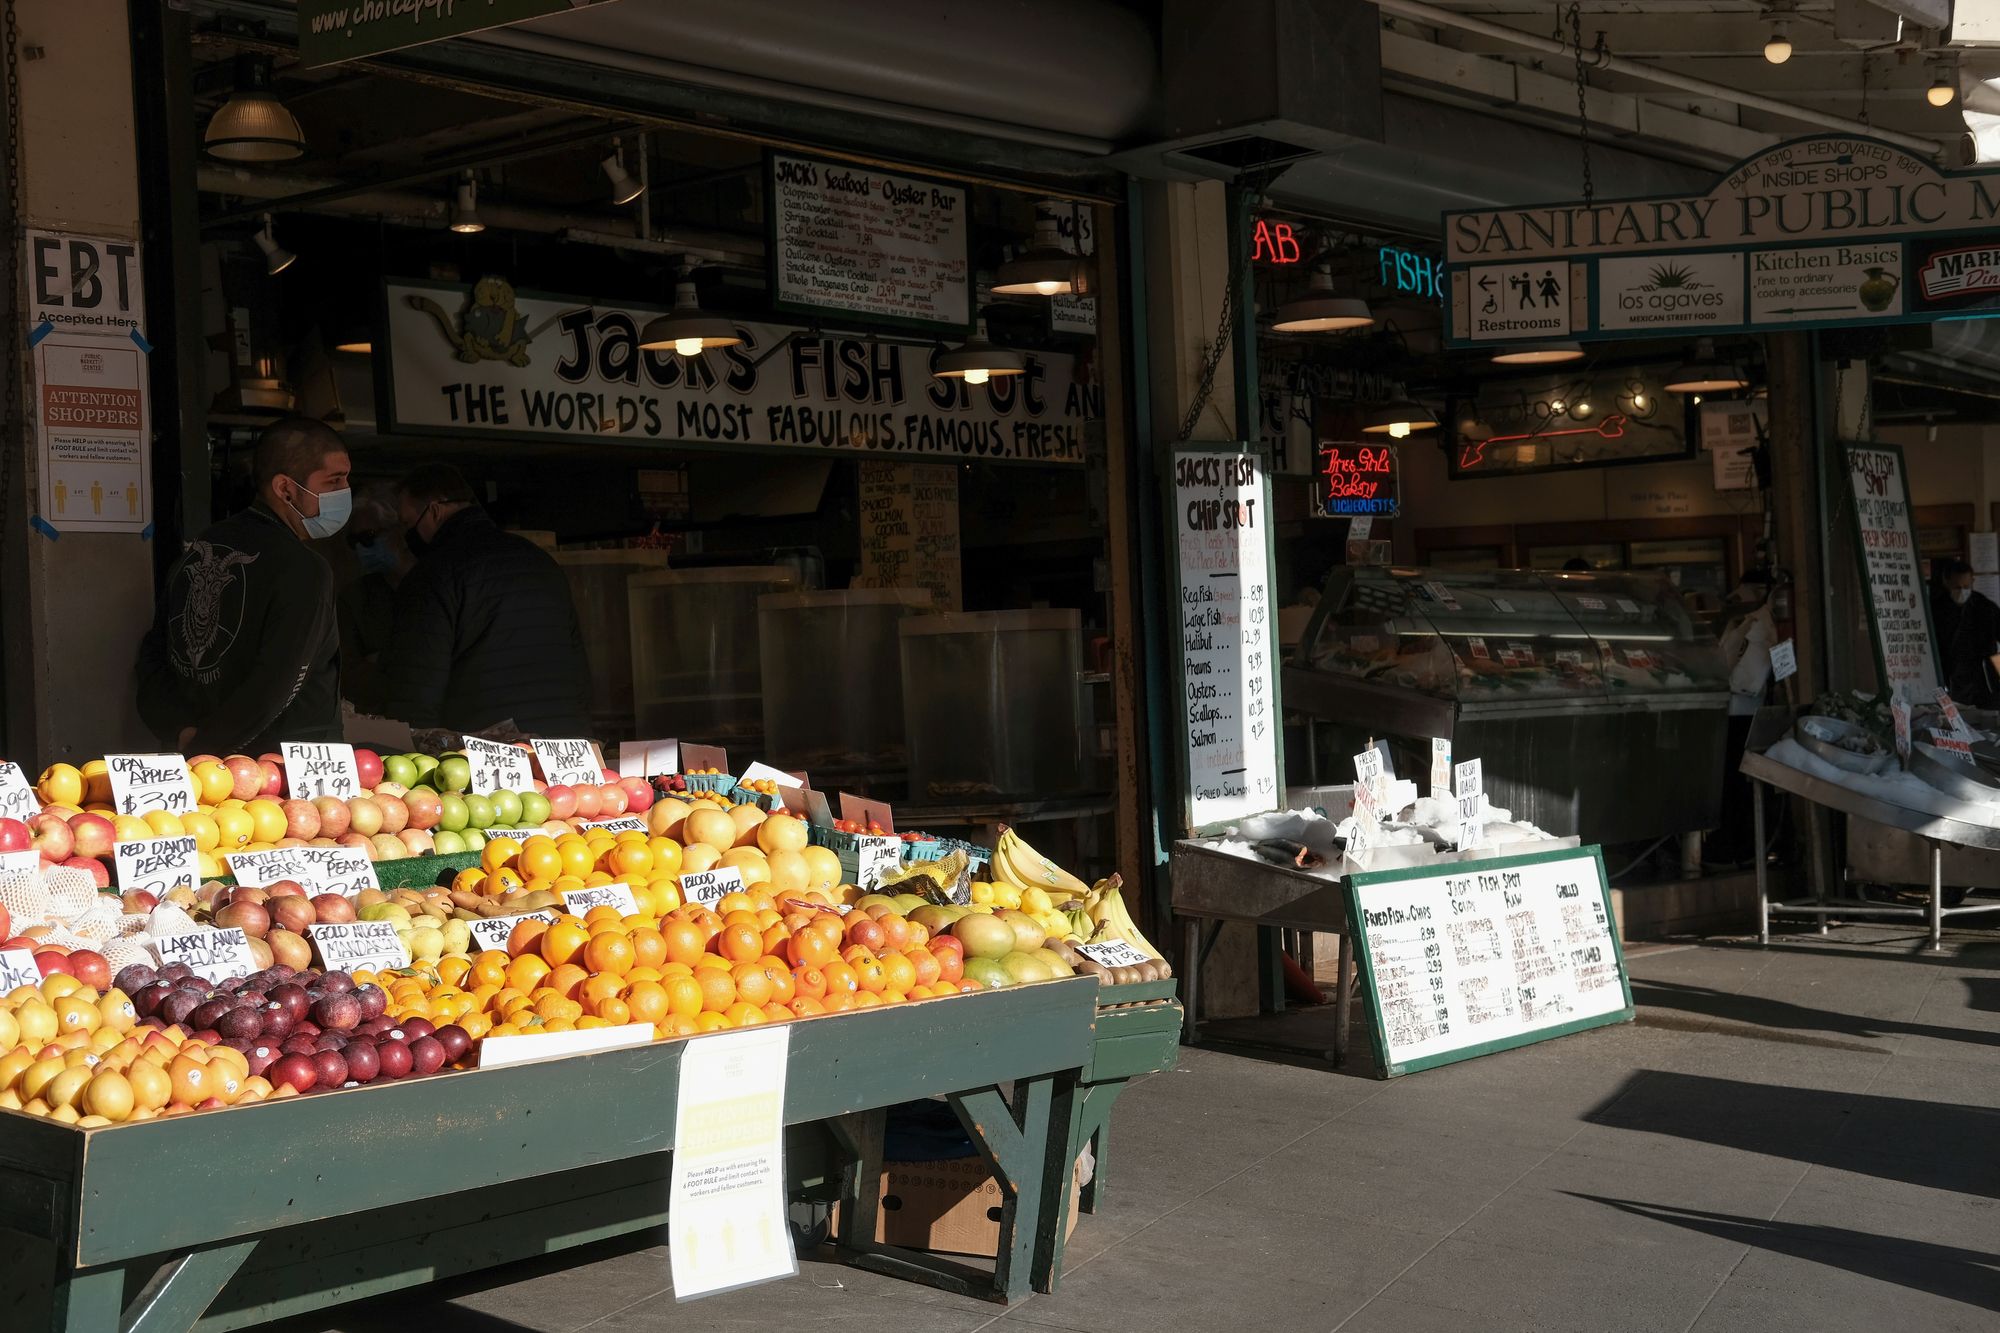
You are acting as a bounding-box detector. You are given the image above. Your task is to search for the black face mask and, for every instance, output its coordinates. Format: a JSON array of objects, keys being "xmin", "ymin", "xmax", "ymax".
[{"xmin": 404, "ymin": 526, "xmax": 429, "ymax": 559}]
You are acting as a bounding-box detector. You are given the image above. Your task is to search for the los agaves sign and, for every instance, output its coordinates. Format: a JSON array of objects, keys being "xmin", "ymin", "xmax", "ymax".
[{"xmin": 1447, "ymin": 135, "xmax": 2000, "ymax": 344}]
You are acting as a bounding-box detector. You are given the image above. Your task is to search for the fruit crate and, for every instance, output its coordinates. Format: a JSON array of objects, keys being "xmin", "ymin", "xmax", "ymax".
[
  {"xmin": 1094, "ymin": 978, "xmax": 1179, "ymax": 1007},
  {"xmin": 0, "ymin": 978, "xmax": 1107, "ymax": 1331},
  {"xmin": 678, "ymin": 772, "xmax": 735, "ymax": 795},
  {"xmin": 726, "ymin": 783, "xmax": 785, "ymax": 812}
]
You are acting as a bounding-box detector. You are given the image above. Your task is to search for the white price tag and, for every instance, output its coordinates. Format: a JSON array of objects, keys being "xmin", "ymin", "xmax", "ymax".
[
  {"xmin": 668, "ymin": 1024, "xmax": 795, "ymax": 1298},
  {"xmin": 227, "ymin": 845, "xmax": 379, "ymax": 896},
  {"xmin": 1076, "ymin": 939, "xmax": 1151, "ymax": 970},
  {"xmin": 680, "ymin": 866, "xmax": 745, "ymax": 909},
  {"xmin": 105, "ymin": 754, "xmax": 196, "ymax": 816},
  {"xmin": 114, "ymin": 835, "xmax": 199, "ymax": 896},
  {"xmin": 306, "ymin": 921, "xmax": 410, "ymax": 974},
  {"xmin": 1892, "ymin": 695, "xmax": 1912, "ymax": 759},
  {"xmin": 0, "ymin": 762, "xmax": 40, "ymax": 821},
  {"xmin": 1936, "ymin": 689, "xmax": 1976, "ymax": 741},
  {"xmin": 736, "ymin": 761, "xmax": 804, "ymax": 789},
  {"xmin": 1352, "ymin": 747, "xmax": 1385, "ymax": 803},
  {"xmin": 617, "ymin": 739, "xmax": 680, "ymax": 779},
  {"xmin": 479, "ymin": 1022, "xmax": 657, "ymax": 1070},
  {"xmin": 560, "ymin": 883, "xmax": 640, "ymax": 917},
  {"xmin": 854, "ymin": 835, "xmax": 903, "ymax": 892},
  {"xmin": 0, "ymin": 948, "xmax": 40, "ymax": 990},
  {"xmin": 1347, "ymin": 515, "xmax": 1373, "ymax": 542},
  {"xmin": 1429, "ymin": 738, "xmax": 1451, "ymax": 799},
  {"xmin": 1454, "ymin": 759, "xmax": 1483, "ymax": 800},
  {"xmin": 282, "ymin": 742, "xmax": 363, "ymax": 799},
  {"xmin": 468, "ymin": 910, "xmax": 561, "ymax": 952},
  {"xmin": 153, "ymin": 928, "xmax": 256, "ymax": 985},
  {"xmin": 578, "ymin": 817, "xmax": 647, "ymax": 837},
  {"xmin": 1769, "ymin": 639, "xmax": 1798, "ymax": 683},
  {"xmin": 0, "ymin": 850, "xmax": 37, "ymax": 878},
  {"xmin": 461, "ymin": 737, "xmax": 534, "ymax": 795},
  {"xmin": 532, "ymin": 739, "xmax": 602, "ymax": 789},
  {"xmin": 484, "ymin": 828, "xmax": 547, "ymax": 841}
]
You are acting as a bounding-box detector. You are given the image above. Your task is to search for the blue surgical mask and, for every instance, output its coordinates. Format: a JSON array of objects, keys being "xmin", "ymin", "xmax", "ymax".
[
  {"xmin": 284, "ymin": 480, "xmax": 352, "ymax": 540},
  {"xmin": 355, "ymin": 535, "xmax": 398, "ymax": 575}
]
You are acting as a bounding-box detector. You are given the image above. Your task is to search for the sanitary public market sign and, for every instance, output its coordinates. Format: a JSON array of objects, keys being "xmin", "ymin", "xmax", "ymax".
[
  {"xmin": 1447, "ymin": 135, "xmax": 2000, "ymax": 346},
  {"xmin": 298, "ymin": 0, "xmax": 618, "ymax": 69},
  {"xmin": 380, "ymin": 278, "xmax": 1096, "ymax": 465}
]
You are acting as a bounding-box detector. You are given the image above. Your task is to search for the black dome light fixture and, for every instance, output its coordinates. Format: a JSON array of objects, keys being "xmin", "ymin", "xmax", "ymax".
[{"xmin": 204, "ymin": 53, "xmax": 305, "ymax": 163}]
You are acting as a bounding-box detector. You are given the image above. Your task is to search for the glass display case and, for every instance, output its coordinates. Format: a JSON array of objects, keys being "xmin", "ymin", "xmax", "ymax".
[
  {"xmin": 628, "ymin": 566, "xmax": 797, "ymax": 743},
  {"xmin": 1287, "ymin": 566, "xmax": 1730, "ymax": 842}
]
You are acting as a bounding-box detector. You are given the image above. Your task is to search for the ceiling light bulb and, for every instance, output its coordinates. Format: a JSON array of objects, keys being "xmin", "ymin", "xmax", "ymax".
[
  {"xmin": 1928, "ymin": 70, "xmax": 1957, "ymax": 107},
  {"xmin": 992, "ymin": 206, "xmax": 1080, "ymax": 297},
  {"xmin": 204, "ymin": 54, "xmax": 306, "ymax": 163},
  {"xmin": 1388, "ymin": 421, "xmax": 1411, "ymax": 439},
  {"xmin": 253, "ymin": 215, "xmax": 295, "ymax": 275},
  {"xmin": 964, "ymin": 368, "xmax": 992, "ymax": 385},
  {"xmin": 601, "ymin": 140, "xmax": 644, "ymax": 206},
  {"xmin": 1272, "ymin": 262, "xmax": 1374, "ymax": 334},
  {"xmin": 673, "ymin": 336, "xmax": 703, "ymax": 357},
  {"xmin": 1034, "ymin": 279, "xmax": 1063, "ymax": 296},
  {"xmin": 1693, "ymin": 394, "xmax": 1703, "ymax": 405},
  {"xmin": 639, "ymin": 278, "xmax": 744, "ymax": 353},
  {"xmin": 1551, "ymin": 399, "xmax": 1567, "ymax": 414},
  {"xmin": 1632, "ymin": 392, "xmax": 1648, "ymax": 410},
  {"xmin": 1764, "ymin": 21, "xmax": 1791, "ymax": 65},
  {"xmin": 450, "ymin": 174, "xmax": 484, "ymax": 234},
  {"xmin": 1491, "ymin": 341, "xmax": 1584, "ymax": 365}
]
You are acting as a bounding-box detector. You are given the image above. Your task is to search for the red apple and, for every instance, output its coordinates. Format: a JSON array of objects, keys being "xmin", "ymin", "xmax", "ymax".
[
  {"xmin": 310, "ymin": 893, "xmax": 355, "ymax": 923},
  {"xmin": 61, "ymin": 855, "xmax": 111, "ymax": 889},
  {"xmin": 281, "ymin": 799, "xmax": 321, "ymax": 841},
  {"xmin": 32, "ymin": 950, "xmax": 73, "ymax": 977},
  {"xmin": 336, "ymin": 833, "xmax": 373, "ymax": 855},
  {"xmin": 68, "ymin": 949, "xmax": 110, "ymax": 989},
  {"xmin": 119, "ymin": 888, "xmax": 159, "ymax": 914},
  {"xmin": 312, "ymin": 796, "xmax": 351, "ymax": 839},
  {"xmin": 373, "ymin": 793, "xmax": 409, "ymax": 836},
  {"xmin": 403, "ymin": 789, "xmax": 441, "ymax": 831},
  {"xmin": 596, "ymin": 783, "xmax": 628, "ymax": 816},
  {"xmin": 257, "ymin": 760, "xmax": 285, "ymax": 798},
  {"xmin": 369, "ymin": 834, "xmax": 406, "ymax": 862},
  {"xmin": 617, "ymin": 777, "xmax": 654, "ymax": 814},
  {"xmin": 544, "ymin": 785, "xmax": 576, "ymax": 820},
  {"xmin": 397, "ymin": 828, "xmax": 435, "ymax": 856},
  {"xmin": 0, "ymin": 817, "xmax": 29, "ymax": 853},
  {"xmin": 224, "ymin": 755, "xmax": 263, "ymax": 801},
  {"xmin": 265, "ymin": 879, "xmax": 306, "ymax": 898},
  {"xmin": 0, "ymin": 906, "xmax": 11, "ymax": 940},
  {"xmin": 573, "ymin": 785, "xmax": 602, "ymax": 818},
  {"xmin": 66, "ymin": 812, "xmax": 115, "ymax": 860},
  {"xmin": 347, "ymin": 797, "xmax": 383, "ymax": 838},
  {"xmin": 27, "ymin": 812, "xmax": 72, "ymax": 863},
  {"xmin": 354, "ymin": 749, "xmax": 384, "ymax": 790}
]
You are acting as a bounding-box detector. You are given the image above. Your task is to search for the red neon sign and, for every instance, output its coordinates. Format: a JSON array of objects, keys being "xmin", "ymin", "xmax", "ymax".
[
  {"xmin": 1252, "ymin": 219, "xmax": 1302, "ymax": 265},
  {"xmin": 1457, "ymin": 415, "xmax": 1629, "ymax": 470}
]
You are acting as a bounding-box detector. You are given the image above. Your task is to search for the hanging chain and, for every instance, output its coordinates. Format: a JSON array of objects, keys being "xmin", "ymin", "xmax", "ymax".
[
  {"xmin": 1858, "ymin": 53, "xmax": 1872, "ymax": 126},
  {"xmin": 1178, "ymin": 279, "xmax": 1234, "ymax": 441},
  {"xmin": 1, "ymin": 0, "xmax": 23, "ymax": 556},
  {"xmin": 1568, "ymin": 3, "xmax": 1595, "ymax": 208}
]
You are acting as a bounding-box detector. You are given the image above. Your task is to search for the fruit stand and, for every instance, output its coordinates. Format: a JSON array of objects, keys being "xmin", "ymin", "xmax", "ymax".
[{"xmin": 0, "ymin": 978, "xmax": 1143, "ymax": 1332}]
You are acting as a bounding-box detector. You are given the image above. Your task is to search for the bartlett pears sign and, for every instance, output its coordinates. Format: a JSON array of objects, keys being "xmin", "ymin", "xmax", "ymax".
[{"xmin": 1448, "ymin": 135, "xmax": 2000, "ymax": 346}]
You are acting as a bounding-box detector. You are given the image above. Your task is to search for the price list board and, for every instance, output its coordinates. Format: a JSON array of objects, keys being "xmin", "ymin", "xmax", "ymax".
[
  {"xmin": 1346, "ymin": 846, "xmax": 1631, "ymax": 1078},
  {"xmin": 1171, "ymin": 446, "xmax": 1281, "ymax": 831},
  {"xmin": 1840, "ymin": 441, "xmax": 1940, "ymax": 702}
]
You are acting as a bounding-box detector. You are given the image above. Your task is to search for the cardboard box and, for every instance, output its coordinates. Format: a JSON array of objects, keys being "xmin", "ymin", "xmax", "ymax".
[{"xmin": 849, "ymin": 1155, "xmax": 1083, "ymax": 1259}]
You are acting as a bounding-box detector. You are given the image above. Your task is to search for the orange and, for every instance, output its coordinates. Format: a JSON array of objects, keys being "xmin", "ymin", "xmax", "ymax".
[
  {"xmin": 791, "ymin": 964, "xmax": 827, "ymax": 1000},
  {"xmin": 211, "ymin": 805, "xmax": 255, "ymax": 851},
  {"xmin": 821, "ymin": 960, "xmax": 859, "ymax": 996},
  {"xmin": 436, "ymin": 956, "xmax": 473, "ymax": 988},
  {"xmin": 581, "ymin": 972, "xmax": 625, "ymax": 1009},
  {"xmin": 787, "ymin": 929, "xmax": 837, "ymax": 969},
  {"xmin": 696, "ymin": 969, "xmax": 737, "ymax": 1013},
  {"xmin": 664, "ymin": 974, "xmax": 705, "ymax": 1018},
  {"xmin": 245, "ymin": 798, "xmax": 288, "ymax": 845},
  {"xmin": 583, "ymin": 904, "xmax": 626, "ymax": 930},
  {"xmin": 518, "ymin": 835, "xmax": 564, "ymax": 882},
  {"xmin": 557, "ymin": 837, "xmax": 595, "ymax": 880},
  {"xmin": 539, "ymin": 922, "xmax": 590, "ymax": 967},
  {"xmin": 763, "ymin": 965, "xmax": 795, "ymax": 1006},
  {"xmin": 505, "ymin": 954, "xmax": 552, "ymax": 992},
  {"xmin": 693, "ymin": 1011, "xmax": 731, "ymax": 1032},
  {"xmin": 534, "ymin": 994, "xmax": 583, "ymax": 1023},
  {"xmin": 853, "ymin": 990, "xmax": 883, "ymax": 1008},
  {"xmin": 608, "ymin": 842, "xmax": 654, "ymax": 879},
  {"xmin": 716, "ymin": 922, "xmax": 764, "ymax": 964},
  {"xmin": 507, "ymin": 918, "xmax": 551, "ymax": 958},
  {"xmin": 909, "ymin": 949, "xmax": 941, "ymax": 988},
  {"xmin": 731, "ymin": 963, "xmax": 775, "ymax": 1007},
  {"xmin": 452, "ymin": 867, "xmax": 489, "ymax": 896},
  {"xmin": 693, "ymin": 952, "xmax": 731, "ymax": 972},
  {"xmin": 624, "ymin": 980, "xmax": 669, "ymax": 1024},
  {"xmin": 459, "ymin": 1012, "xmax": 492, "ymax": 1039},
  {"xmin": 647, "ymin": 837, "xmax": 684, "ymax": 879},
  {"xmin": 789, "ymin": 995, "xmax": 827, "ymax": 1018},
  {"xmin": 629, "ymin": 926, "xmax": 668, "ymax": 970},
  {"xmin": 725, "ymin": 1001, "xmax": 767, "ymax": 1027},
  {"xmin": 488, "ymin": 868, "xmax": 526, "ymax": 897},
  {"xmin": 880, "ymin": 951, "xmax": 917, "ymax": 996},
  {"xmin": 481, "ymin": 837, "xmax": 523, "ymax": 874},
  {"xmin": 761, "ymin": 921, "xmax": 792, "ymax": 957},
  {"xmin": 658, "ymin": 1013, "xmax": 700, "ymax": 1039},
  {"xmin": 593, "ymin": 996, "xmax": 631, "ymax": 1027},
  {"xmin": 821, "ymin": 990, "xmax": 856, "ymax": 1013},
  {"xmin": 848, "ymin": 952, "xmax": 887, "ymax": 994},
  {"xmin": 471, "ymin": 951, "xmax": 511, "ymax": 988}
]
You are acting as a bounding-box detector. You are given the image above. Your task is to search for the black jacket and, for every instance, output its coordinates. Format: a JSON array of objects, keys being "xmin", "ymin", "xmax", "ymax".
[
  {"xmin": 1933, "ymin": 586, "xmax": 2000, "ymax": 707},
  {"xmin": 136, "ymin": 504, "xmax": 341, "ymax": 753},
  {"xmin": 382, "ymin": 507, "xmax": 590, "ymax": 735}
]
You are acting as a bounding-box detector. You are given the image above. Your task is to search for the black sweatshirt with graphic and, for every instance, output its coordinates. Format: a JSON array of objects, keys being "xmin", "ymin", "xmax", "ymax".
[{"xmin": 136, "ymin": 504, "xmax": 341, "ymax": 754}]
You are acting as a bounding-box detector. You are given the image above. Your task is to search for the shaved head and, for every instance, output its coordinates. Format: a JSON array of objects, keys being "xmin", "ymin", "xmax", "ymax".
[{"xmin": 255, "ymin": 416, "xmax": 346, "ymax": 488}]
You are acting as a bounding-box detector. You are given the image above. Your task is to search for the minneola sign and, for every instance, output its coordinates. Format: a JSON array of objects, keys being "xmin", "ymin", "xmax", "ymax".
[{"xmin": 1445, "ymin": 135, "xmax": 2000, "ymax": 346}]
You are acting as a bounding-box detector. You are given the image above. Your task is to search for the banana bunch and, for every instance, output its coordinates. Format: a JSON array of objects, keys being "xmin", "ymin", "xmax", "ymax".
[
  {"xmin": 1085, "ymin": 873, "xmax": 1167, "ymax": 965},
  {"xmin": 991, "ymin": 827, "xmax": 1090, "ymax": 898}
]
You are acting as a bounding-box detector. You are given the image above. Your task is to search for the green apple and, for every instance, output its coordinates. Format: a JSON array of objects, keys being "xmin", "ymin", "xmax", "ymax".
[
  {"xmin": 462, "ymin": 793, "xmax": 495, "ymax": 829},
  {"xmin": 460, "ymin": 829, "xmax": 486, "ymax": 854},
  {"xmin": 411, "ymin": 753, "xmax": 439, "ymax": 779},
  {"xmin": 437, "ymin": 755, "xmax": 472, "ymax": 793},
  {"xmin": 518, "ymin": 791, "xmax": 551, "ymax": 826},
  {"xmin": 437, "ymin": 793, "xmax": 469, "ymax": 832},
  {"xmin": 490, "ymin": 789, "xmax": 523, "ymax": 825},
  {"xmin": 432, "ymin": 829, "xmax": 466, "ymax": 856},
  {"xmin": 383, "ymin": 755, "xmax": 419, "ymax": 789}
]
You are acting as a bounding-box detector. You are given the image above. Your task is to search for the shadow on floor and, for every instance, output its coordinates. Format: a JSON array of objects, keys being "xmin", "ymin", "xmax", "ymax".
[
  {"xmin": 1631, "ymin": 977, "xmax": 2000, "ymax": 1051},
  {"xmin": 1568, "ymin": 1195, "xmax": 2000, "ymax": 1312},
  {"xmin": 1965, "ymin": 977, "xmax": 2000, "ymax": 1016},
  {"xmin": 1694, "ymin": 936, "xmax": 2000, "ymax": 968},
  {"xmin": 1585, "ymin": 1070, "xmax": 2000, "ymax": 1199}
]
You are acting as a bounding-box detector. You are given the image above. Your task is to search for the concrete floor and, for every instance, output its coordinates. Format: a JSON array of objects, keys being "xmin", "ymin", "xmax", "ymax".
[{"xmin": 305, "ymin": 925, "xmax": 2000, "ymax": 1333}]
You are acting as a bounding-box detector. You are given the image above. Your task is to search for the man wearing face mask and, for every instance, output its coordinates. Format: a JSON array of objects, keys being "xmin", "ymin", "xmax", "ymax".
[
  {"xmin": 1930, "ymin": 557, "xmax": 2000, "ymax": 707},
  {"xmin": 383, "ymin": 463, "xmax": 589, "ymax": 736},
  {"xmin": 136, "ymin": 417, "xmax": 349, "ymax": 753}
]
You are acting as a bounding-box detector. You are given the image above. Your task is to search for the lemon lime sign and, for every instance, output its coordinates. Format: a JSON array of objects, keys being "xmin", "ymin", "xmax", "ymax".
[{"xmin": 1448, "ymin": 134, "xmax": 2000, "ymax": 346}]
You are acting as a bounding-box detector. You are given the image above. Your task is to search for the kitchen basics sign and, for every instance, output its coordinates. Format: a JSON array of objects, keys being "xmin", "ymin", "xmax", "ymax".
[
  {"xmin": 768, "ymin": 152, "xmax": 971, "ymax": 333},
  {"xmin": 1842, "ymin": 442, "xmax": 1940, "ymax": 702},
  {"xmin": 1448, "ymin": 134, "xmax": 2000, "ymax": 345},
  {"xmin": 1172, "ymin": 447, "xmax": 1281, "ymax": 830},
  {"xmin": 381, "ymin": 279, "xmax": 1093, "ymax": 465}
]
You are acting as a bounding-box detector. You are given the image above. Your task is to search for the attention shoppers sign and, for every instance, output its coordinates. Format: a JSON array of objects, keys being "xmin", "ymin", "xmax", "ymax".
[
  {"xmin": 380, "ymin": 278, "xmax": 1094, "ymax": 465},
  {"xmin": 1447, "ymin": 134, "xmax": 2000, "ymax": 346}
]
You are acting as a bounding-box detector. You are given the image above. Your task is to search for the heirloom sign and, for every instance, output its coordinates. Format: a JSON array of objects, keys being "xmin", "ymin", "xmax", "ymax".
[{"xmin": 1448, "ymin": 135, "xmax": 2000, "ymax": 345}]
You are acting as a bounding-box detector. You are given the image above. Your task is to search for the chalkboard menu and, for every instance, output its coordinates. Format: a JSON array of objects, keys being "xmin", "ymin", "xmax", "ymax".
[
  {"xmin": 1841, "ymin": 441, "xmax": 1940, "ymax": 702},
  {"xmin": 1346, "ymin": 846, "xmax": 1631, "ymax": 1078},
  {"xmin": 1172, "ymin": 446, "xmax": 1281, "ymax": 830},
  {"xmin": 768, "ymin": 151, "xmax": 971, "ymax": 334},
  {"xmin": 858, "ymin": 461, "xmax": 961, "ymax": 611}
]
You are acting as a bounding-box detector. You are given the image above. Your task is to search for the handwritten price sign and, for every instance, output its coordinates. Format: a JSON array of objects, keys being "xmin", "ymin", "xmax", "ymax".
[
  {"xmin": 114, "ymin": 835, "xmax": 200, "ymax": 896},
  {"xmin": 283, "ymin": 742, "xmax": 362, "ymax": 799},
  {"xmin": 105, "ymin": 754, "xmax": 196, "ymax": 816},
  {"xmin": 307, "ymin": 921, "xmax": 409, "ymax": 973},
  {"xmin": 467, "ymin": 910, "xmax": 561, "ymax": 952},
  {"xmin": 532, "ymin": 739, "xmax": 602, "ymax": 789},
  {"xmin": 680, "ymin": 866, "xmax": 745, "ymax": 909},
  {"xmin": 462, "ymin": 737, "xmax": 533, "ymax": 796},
  {"xmin": 154, "ymin": 928, "xmax": 256, "ymax": 985},
  {"xmin": 0, "ymin": 763, "xmax": 39, "ymax": 822},
  {"xmin": 227, "ymin": 845, "xmax": 378, "ymax": 896},
  {"xmin": 1076, "ymin": 939, "xmax": 1151, "ymax": 970},
  {"xmin": 0, "ymin": 949, "xmax": 39, "ymax": 991},
  {"xmin": 854, "ymin": 836, "xmax": 903, "ymax": 892},
  {"xmin": 578, "ymin": 817, "xmax": 647, "ymax": 836},
  {"xmin": 560, "ymin": 883, "xmax": 639, "ymax": 917}
]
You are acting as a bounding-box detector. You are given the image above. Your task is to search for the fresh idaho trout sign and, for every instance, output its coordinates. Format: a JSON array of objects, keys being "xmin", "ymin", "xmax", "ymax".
[
  {"xmin": 1447, "ymin": 135, "xmax": 2000, "ymax": 346},
  {"xmin": 380, "ymin": 278, "xmax": 1094, "ymax": 465}
]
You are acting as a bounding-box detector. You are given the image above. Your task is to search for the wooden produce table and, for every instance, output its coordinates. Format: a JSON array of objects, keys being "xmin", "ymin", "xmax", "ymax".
[{"xmin": 0, "ymin": 979, "xmax": 1109, "ymax": 1332}]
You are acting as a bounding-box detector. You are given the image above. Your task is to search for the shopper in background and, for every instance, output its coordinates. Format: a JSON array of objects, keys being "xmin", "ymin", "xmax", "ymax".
[
  {"xmin": 1930, "ymin": 557, "xmax": 2000, "ymax": 707},
  {"xmin": 337, "ymin": 484, "xmax": 411, "ymax": 717},
  {"xmin": 136, "ymin": 416, "xmax": 349, "ymax": 753},
  {"xmin": 382, "ymin": 464, "xmax": 590, "ymax": 736}
]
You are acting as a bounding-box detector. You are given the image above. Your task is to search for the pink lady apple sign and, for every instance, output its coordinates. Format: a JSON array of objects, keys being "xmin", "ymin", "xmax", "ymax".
[{"xmin": 0, "ymin": 763, "xmax": 39, "ymax": 822}]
